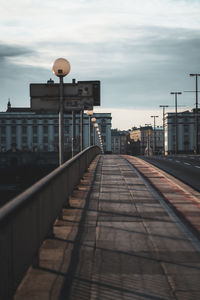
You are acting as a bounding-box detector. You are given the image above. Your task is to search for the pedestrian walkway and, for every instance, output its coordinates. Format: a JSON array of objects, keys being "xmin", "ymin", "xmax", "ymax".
[{"xmin": 15, "ymin": 155, "xmax": 200, "ymax": 300}]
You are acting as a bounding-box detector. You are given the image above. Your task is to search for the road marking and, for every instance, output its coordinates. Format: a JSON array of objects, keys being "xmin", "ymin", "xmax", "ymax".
[
  {"xmin": 175, "ymin": 160, "xmax": 180, "ymax": 163},
  {"xmin": 195, "ymin": 166, "xmax": 200, "ymax": 169},
  {"xmin": 184, "ymin": 162, "xmax": 191, "ymax": 166}
]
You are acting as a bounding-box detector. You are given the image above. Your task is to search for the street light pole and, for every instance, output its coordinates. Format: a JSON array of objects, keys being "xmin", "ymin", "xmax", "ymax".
[
  {"xmin": 91, "ymin": 117, "xmax": 96, "ymax": 145},
  {"xmin": 160, "ymin": 105, "xmax": 169, "ymax": 155},
  {"xmin": 190, "ymin": 74, "xmax": 200, "ymax": 154},
  {"xmin": 52, "ymin": 58, "xmax": 70, "ymax": 165},
  {"xmin": 87, "ymin": 110, "xmax": 93, "ymax": 147},
  {"xmin": 151, "ymin": 116, "xmax": 158, "ymax": 155},
  {"xmin": 170, "ymin": 92, "xmax": 182, "ymax": 155}
]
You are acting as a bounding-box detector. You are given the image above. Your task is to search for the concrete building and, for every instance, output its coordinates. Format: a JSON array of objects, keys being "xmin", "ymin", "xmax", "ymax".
[
  {"xmin": 0, "ymin": 101, "xmax": 112, "ymax": 154},
  {"xmin": 165, "ymin": 109, "xmax": 199, "ymax": 154},
  {"xmin": 129, "ymin": 126, "xmax": 163, "ymax": 155},
  {"xmin": 111, "ymin": 129, "xmax": 128, "ymax": 154}
]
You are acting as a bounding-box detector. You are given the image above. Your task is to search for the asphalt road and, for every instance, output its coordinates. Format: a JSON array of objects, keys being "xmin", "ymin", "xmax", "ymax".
[{"xmin": 141, "ymin": 155, "xmax": 200, "ymax": 192}]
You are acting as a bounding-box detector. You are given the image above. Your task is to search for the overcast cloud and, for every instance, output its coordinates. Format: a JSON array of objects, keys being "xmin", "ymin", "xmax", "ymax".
[{"xmin": 0, "ymin": 0, "xmax": 200, "ymax": 129}]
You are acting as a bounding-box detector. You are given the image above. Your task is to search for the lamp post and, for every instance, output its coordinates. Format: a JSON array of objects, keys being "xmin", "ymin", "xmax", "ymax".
[
  {"xmin": 170, "ymin": 92, "xmax": 182, "ymax": 155},
  {"xmin": 91, "ymin": 117, "xmax": 96, "ymax": 145},
  {"xmin": 52, "ymin": 58, "xmax": 70, "ymax": 165},
  {"xmin": 160, "ymin": 105, "xmax": 169, "ymax": 155},
  {"xmin": 190, "ymin": 74, "xmax": 200, "ymax": 154},
  {"xmin": 87, "ymin": 110, "xmax": 93, "ymax": 147},
  {"xmin": 151, "ymin": 116, "xmax": 158, "ymax": 155}
]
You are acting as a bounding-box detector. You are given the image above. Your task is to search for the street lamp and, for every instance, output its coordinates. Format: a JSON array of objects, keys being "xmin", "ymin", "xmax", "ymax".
[
  {"xmin": 190, "ymin": 74, "xmax": 200, "ymax": 154},
  {"xmin": 160, "ymin": 105, "xmax": 169, "ymax": 155},
  {"xmin": 170, "ymin": 92, "xmax": 182, "ymax": 154},
  {"xmin": 91, "ymin": 117, "xmax": 96, "ymax": 145},
  {"xmin": 87, "ymin": 110, "xmax": 93, "ymax": 147},
  {"xmin": 151, "ymin": 116, "xmax": 159, "ymax": 155},
  {"xmin": 52, "ymin": 58, "xmax": 71, "ymax": 165}
]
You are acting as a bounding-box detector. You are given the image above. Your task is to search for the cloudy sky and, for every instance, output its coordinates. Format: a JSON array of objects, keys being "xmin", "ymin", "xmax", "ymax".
[{"xmin": 0, "ymin": 0, "xmax": 200, "ymax": 129}]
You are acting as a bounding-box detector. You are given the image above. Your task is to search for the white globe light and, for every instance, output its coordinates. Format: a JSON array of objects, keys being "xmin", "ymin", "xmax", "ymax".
[
  {"xmin": 52, "ymin": 58, "xmax": 71, "ymax": 77},
  {"xmin": 87, "ymin": 110, "xmax": 93, "ymax": 116}
]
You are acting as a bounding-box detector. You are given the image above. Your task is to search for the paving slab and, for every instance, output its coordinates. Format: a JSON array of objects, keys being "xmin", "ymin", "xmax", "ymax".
[{"xmin": 15, "ymin": 155, "xmax": 200, "ymax": 300}]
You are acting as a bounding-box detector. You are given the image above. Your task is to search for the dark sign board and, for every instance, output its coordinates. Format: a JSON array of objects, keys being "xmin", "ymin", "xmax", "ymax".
[{"xmin": 30, "ymin": 80, "xmax": 100, "ymax": 112}]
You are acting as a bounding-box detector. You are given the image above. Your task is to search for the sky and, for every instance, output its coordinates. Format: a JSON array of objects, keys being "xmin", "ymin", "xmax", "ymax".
[{"xmin": 0, "ymin": 0, "xmax": 200, "ymax": 129}]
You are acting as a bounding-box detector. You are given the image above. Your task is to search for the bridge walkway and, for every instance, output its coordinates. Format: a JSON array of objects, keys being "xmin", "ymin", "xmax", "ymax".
[{"xmin": 15, "ymin": 155, "xmax": 200, "ymax": 300}]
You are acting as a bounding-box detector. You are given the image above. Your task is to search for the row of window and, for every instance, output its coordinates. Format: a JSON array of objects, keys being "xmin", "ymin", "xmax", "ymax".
[
  {"xmin": 0, "ymin": 119, "xmax": 109, "ymax": 125},
  {"xmin": 0, "ymin": 119, "xmax": 70, "ymax": 124},
  {"xmin": 0, "ymin": 136, "xmax": 72, "ymax": 145},
  {"xmin": 0, "ymin": 125, "xmax": 70, "ymax": 135}
]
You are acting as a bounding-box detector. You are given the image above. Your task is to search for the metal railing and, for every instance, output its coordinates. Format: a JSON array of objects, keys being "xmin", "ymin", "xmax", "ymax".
[{"xmin": 0, "ymin": 146, "xmax": 100, "ymax": 299}]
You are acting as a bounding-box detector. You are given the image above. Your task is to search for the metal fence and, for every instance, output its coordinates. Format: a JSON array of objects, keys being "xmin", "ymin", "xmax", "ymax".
[{"xmin": 0, "ymin": 146, "xmax": 100, "ymax": 299}]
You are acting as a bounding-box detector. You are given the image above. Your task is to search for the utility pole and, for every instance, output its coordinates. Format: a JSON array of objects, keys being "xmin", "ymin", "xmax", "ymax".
[
  {"xmin": 160, "ymin": 105, "xmax": 169, "ymax": 155},
  {"xmin": 170, "ymin": 92, "xmax": 182, "ymax": 155},
  {"xmin": 189, "ymin": 74, "xmax": 200, "ymax": 154},
  {"xmin": 151, "ymin": 116, "xmax": 159, "ymax": 155}
]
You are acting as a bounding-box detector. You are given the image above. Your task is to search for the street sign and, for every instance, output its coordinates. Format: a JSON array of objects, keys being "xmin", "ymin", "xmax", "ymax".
[{"xmin": 30, "ymin": 80, "xmax": 100, "ymax": 112}]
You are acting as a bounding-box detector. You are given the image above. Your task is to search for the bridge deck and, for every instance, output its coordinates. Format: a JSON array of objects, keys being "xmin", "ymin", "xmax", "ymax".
[{"xmin": 15, "ymin": 155, "xmax": 200, "ymax": 300}]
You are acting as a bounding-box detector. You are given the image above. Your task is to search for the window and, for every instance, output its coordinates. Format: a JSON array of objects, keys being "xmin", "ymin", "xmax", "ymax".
[
  {"xmin": 11, "ymin": 126, "xmax": 16, "ymax": 135},
  {"xmin": 43, "ymin": 136, "xmax": 48, "ymax": 143},
  {"xmin": 33, "ymin": 136, "xmax": 37, "ymax": 144},
  {"xmin": 102, "ymin": 126, "xmax": 106, "ymax": 134},
  {"xmin": 54, "ymin": 126, "xmax": 58, "ymax": 134},
  {"xmin": 184, "ymin": 125, "xmax": 189, "ymax": 133},
  {"xmin": 33, "ymin": 126, "xmax": 37, "ymax": 135},
  {"xmin": 43, "ymin": 145, "xmax": 48, "ymax": 151},
  {"xmin": 1, "ymin": 126, "xmax": 6, "ymax": 135},
  {"xmin": 22, "ymin": 126, "xmax": 27, "ymax": 134},
  {"xmin": 11, "ymin": 137, "xmax": 16, "ymax": 144},
  {"xmin": 22, "ymin": 136, "xmax": 27, "ymax": 144},
  {"xmin": 22, "ymin": 119, "xmax": 27, "ymax": 124},
  {"xmin": 1, "ymin": 136, "xmax": 6, "ymax": 143},
  {"xmin": 65, "ymin": 125, "xmax": 69, "ymax": 134},
  {"xmin": 54, "ymin": 136, "xmax": 59, "ymax": 143},
  {"xmin": 43, "ymin": 125, "xmax": 48, "ymax": 134}
]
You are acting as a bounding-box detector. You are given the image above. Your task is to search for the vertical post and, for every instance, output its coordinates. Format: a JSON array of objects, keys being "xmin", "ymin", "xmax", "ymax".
[
  {"xmin": 88, "ymin": 115, "xmax": 91, "ymax": 147},
  {"xmin": 160, "ymin": 105, "xmax": 168, "ymax": 155},
  {"xmin": 170, "ymin": 92, "xmax": 181, "ymax": 155},
  {"xmin": 72, "ymin": 110, "xmax": 76, "ymax": 157},
  {"xmin": 93, "ymin": 125, "xmax": 95, "ymax": 145},
  {"xmin": 151, "ymin": 116, "xmax": 158, "ymax": 155},
  {"xmin": 154, "ymin": 118, "xmax": 156, "ymax": 154},
  {"xmin": 162, "ymin": 108, "xmax": 165, "ymax": 154},
  {"xmin": 195, "ymin": 75, "xmax": 198, "ymax": 154},
  {"xmin": 175, "ymin": 94, "xmax": 178, "ymax": 155},
  {"xmin": 59, "ymin": 76, "xmax": 64, "ymax": 165},
  {"xmin": 80, "ymin": 110, "xmax": 83, "ymax": 151}
]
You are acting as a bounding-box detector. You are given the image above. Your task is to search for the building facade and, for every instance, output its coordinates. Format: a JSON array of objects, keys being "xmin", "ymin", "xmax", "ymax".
[
  {"xmin": 165, "ymin": 109, "xmax": 199, "ymax": 154},
  {"xmin": 0, "ymin": 102, "xmax": 112, "ymax": 154},
  {"xmin": 129, "ymin": 126, "xmax": 163, "ymax": 155},
  {"xmin": 111, "ymin": 129, "xmax": 128, "ymax": 154}
]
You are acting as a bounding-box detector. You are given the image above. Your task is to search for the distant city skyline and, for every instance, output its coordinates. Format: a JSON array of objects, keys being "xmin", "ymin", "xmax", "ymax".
[{"xmin": 0, "ymin": 0, "xmax": 200, "ymax": 129}]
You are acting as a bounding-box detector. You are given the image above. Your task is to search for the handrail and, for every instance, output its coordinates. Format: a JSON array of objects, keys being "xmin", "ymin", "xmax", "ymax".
[{"xmin": 0, "ymin": 146, "xmax": 100, "ymax": 299}]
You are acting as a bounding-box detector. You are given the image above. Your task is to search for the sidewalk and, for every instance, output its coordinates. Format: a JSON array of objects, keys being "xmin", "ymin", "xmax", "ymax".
[{"xmin": 15, "ymin": 155, "xmax": 200, "ymax": 300}]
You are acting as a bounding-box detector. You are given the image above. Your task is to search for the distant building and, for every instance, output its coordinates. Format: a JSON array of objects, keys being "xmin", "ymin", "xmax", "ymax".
[
  {"xmin": 165, "ymin": 109, "xmax": 199, "ymax": 154},
  {"xmin": 0, "ymin": 101, "xmax": 112, "ymax": 154},
  {"xmin": 129, "ymin": 126, "xmax": 163, "ymax": 155},
  {"xmin": 111, "ymin": 129, "xmax": 128, "ymax": 154}
]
